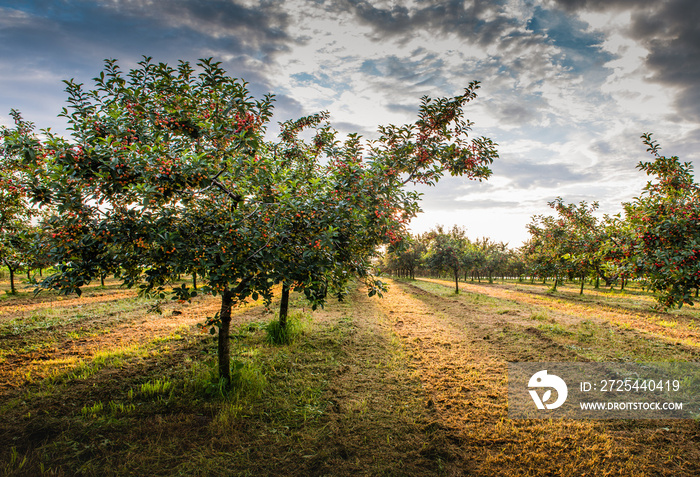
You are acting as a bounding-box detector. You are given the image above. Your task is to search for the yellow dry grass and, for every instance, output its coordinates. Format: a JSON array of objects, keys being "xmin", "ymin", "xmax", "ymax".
[{"xmin": 371, "ymin": 278, "xmax": 699, "ymax": 476}]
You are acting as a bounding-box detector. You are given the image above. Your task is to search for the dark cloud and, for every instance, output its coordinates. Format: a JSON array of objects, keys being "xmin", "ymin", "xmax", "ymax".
[
  {"xmin": 492, "ymin": 100, "xmax": 546, "ymax": 126},
  {"xmin": 335, "ymin": 0, "xmax": 613, "ymax": 124},
  {"xmin": 590, "ymin": 139, "xmax": 613, "ymax": 155},
  {"xmin": 635, "ymin": 1, "xmax": 700, "ymax": 122},
  {"xmin": 493, "ymin": 157, "xmax": 598, "ymax": 190},
  {"xmin": 111, "ymin": 0, "xmax": 292, "ymax": 58},
  {"xmin": 0, "ymin": 1, "xmax": 293, "ymax": 62},
  {"xmin": 361, "ymin": 52, "xmax": 447, "ymax": 88},
  {"xmin": 552, "ymin": 0, "xmax": 655, "ymax": 11},
  {"xmin": 527, "ymin": 5, "xmax": 614, "ymax": 74},
  {"xmin": 335, "ymin": 0, "xmax": 519, "ymax": 47},
  {"xmin": 336, "ymin": 0, "xmax": 607, "ymax": 77},
  {"xmin": 331, "ymin": 121, "xmax": 376, "ymax": 137},
  {"xmin": 552, "ymin": 0, "xmax": 700, "ymax": 123},
  {"xmin": 0, "ymin": 1, "xmax": 295, "ymax": 128}
]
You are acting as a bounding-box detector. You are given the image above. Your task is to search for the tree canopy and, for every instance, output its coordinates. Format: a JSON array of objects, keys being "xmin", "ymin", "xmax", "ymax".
[{"xmin": 625, "ymin": 133, "xmax": 700, "ymax": 308}]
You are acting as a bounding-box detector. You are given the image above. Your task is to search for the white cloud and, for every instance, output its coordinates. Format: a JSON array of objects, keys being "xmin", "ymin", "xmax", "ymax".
[{"xmin": 0, "ymin": 7, "xmax": 32, "ymax": 27}]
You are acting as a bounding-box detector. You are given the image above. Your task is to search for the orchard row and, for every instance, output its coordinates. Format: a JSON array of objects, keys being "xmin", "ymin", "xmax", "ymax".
[{"xmin": 384, "ymin": 134, "xmax": 700, "ymax": 309}]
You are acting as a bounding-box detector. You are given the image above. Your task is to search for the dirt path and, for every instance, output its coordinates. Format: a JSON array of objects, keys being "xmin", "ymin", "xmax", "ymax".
[
  {"xmin": 423, "ymin": 278, "xmax": 700, "ymax": 347},
  {"xmin": 0, "ymin": 291, "xmax": 222, "ymax": 392},
  {"xmin": 0, "ymin": 289, "xmax": 136, "ymax": 319},
  {"xmin": 279, "ymin": 289, "xmax": 447, "ymax": 475},
  {"xmin": 372, "ymin": 278, "xmax": 699, "ymax": 476}
]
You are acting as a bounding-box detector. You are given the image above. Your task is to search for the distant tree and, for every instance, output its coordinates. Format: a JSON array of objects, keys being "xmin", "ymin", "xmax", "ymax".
[
  {"xmin": 425, "ymin": 225, "xmax": 470, "ymax": 293},
  {"xmin": 463, "ymin": 239, "xmax": 486, "ymax": 282},
  {"xmin": 384, "ymin": 234, "xmax": 426, "ymax": 280},
  {"xmin": 505, "ymin": 248, "xmax": 527, "ymax": 281},
  {"xmin": 523, "ymin": 211, "xmax": 571, "ymax": 291},
  {"xmin": 0, "ymin": 111, "xmax": 39, "ymax": 294},
  {"xmin": 593, "ymin": 213, "xmax": 635, "ymax": 289},
  {"xmin": 481, "ymin": 240, "xmax": 510, "ymax": 284},
  {"xmin": 547, "ymin": 198, "xmax": 604, "ymax": 294}
]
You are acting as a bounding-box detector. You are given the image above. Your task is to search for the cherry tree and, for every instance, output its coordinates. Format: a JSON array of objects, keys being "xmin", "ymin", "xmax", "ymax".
[
  {"xmin": 424, "ymin": 225, "xmax": 470, "ymax": 293},
  {"xmin": 625, "ymin": 134, "xmax": 700, "ymax": 308},
  {"xmin": 15, "ymin": 57, "xmax": 497, "ymax": 384}
]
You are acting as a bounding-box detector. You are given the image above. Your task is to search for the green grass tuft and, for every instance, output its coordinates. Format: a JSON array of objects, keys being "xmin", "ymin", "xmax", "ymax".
[
  {"xmin": 265, "ymin": 311, "xmax": 309, "ymax": 345},
  {"xmin": 140, "ymin": 378, "xmax": 174, "ymax": 398}
]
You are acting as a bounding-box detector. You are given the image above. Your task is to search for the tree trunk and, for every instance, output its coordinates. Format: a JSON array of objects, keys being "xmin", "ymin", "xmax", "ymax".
[
  {"xmin": 580, "ymin": 274, "xmax": 585, "ymax": 295},
  {"xmin": 454, "ymin": 270, "xmax": 459, "ymax": 294},
  {"xmin": 552, "ymin": 275, "xmax": 558, "ymax": 292},
  {"xmin": 279, "ymin": 282, "xmax": 291, "ymax": 329},
  {"xmin": 100, "ymin": 273, "xmax": 105, "ymax": 287},
  {"xmin": 218, "ymin": 286, "xmax": 234, "ymax": 386},
  {"xmin": 193, "ymin": 271, "xmax": 197, "ymax": 290},
  {"xmin": 8, "ymin": 266, "xmax": 16, "ymax": 295}
]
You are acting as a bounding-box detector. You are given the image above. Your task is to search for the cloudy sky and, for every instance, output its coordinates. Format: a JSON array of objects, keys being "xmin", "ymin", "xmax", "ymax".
[{"xmin": 2, "ymin": 0, "xmax": 699, "ymax": 246}]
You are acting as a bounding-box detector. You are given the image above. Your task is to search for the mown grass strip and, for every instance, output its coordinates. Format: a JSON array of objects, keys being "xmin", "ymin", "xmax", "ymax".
[
  {"xmin": 387, "ymin": 278, "xmax": 699, "ymax": 477},
  {"xmin": 0, "ymin": 288, "xmax": 440, "ymax": 476},
  {"xmin": 417, "ymin": 277, "xmax": 700, "ymax": 353},
  {"xmin": 0, "ymin": 296, "xmax": 159, "ymax": 338}
]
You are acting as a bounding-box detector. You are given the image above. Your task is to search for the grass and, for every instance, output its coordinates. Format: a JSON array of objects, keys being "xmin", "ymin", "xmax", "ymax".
[
  {"xmin": 265, "ymin": 310, "xmax": 310, "ymax": 344},
  {"xmin": 536, "ymin": 322, "xmax": 573, "ymax": 336},
  {"xmin": 0, "ymin": 308, "xmax": 71, "ymax": 336},
  {"xmin": 409, "ymin": 276, "xmax": 700, "ymax": 364},
  {"xmin": 139, "ymin": 378, "xmax": 174, "ymax": 398},
  {"xmin": 530, "ymin": 311, "xmax": 551, "ymax": 322},
  {"xmin": 0, "ymin": 275, "xmax": 699, "ymax": 475},
  {"xmin": 0, "ymin": 281, "xmax": 438, "ymax": 475},
  {"xmin": 657, "ymin": 319, "xmax": 678, "ymax": 328}
]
